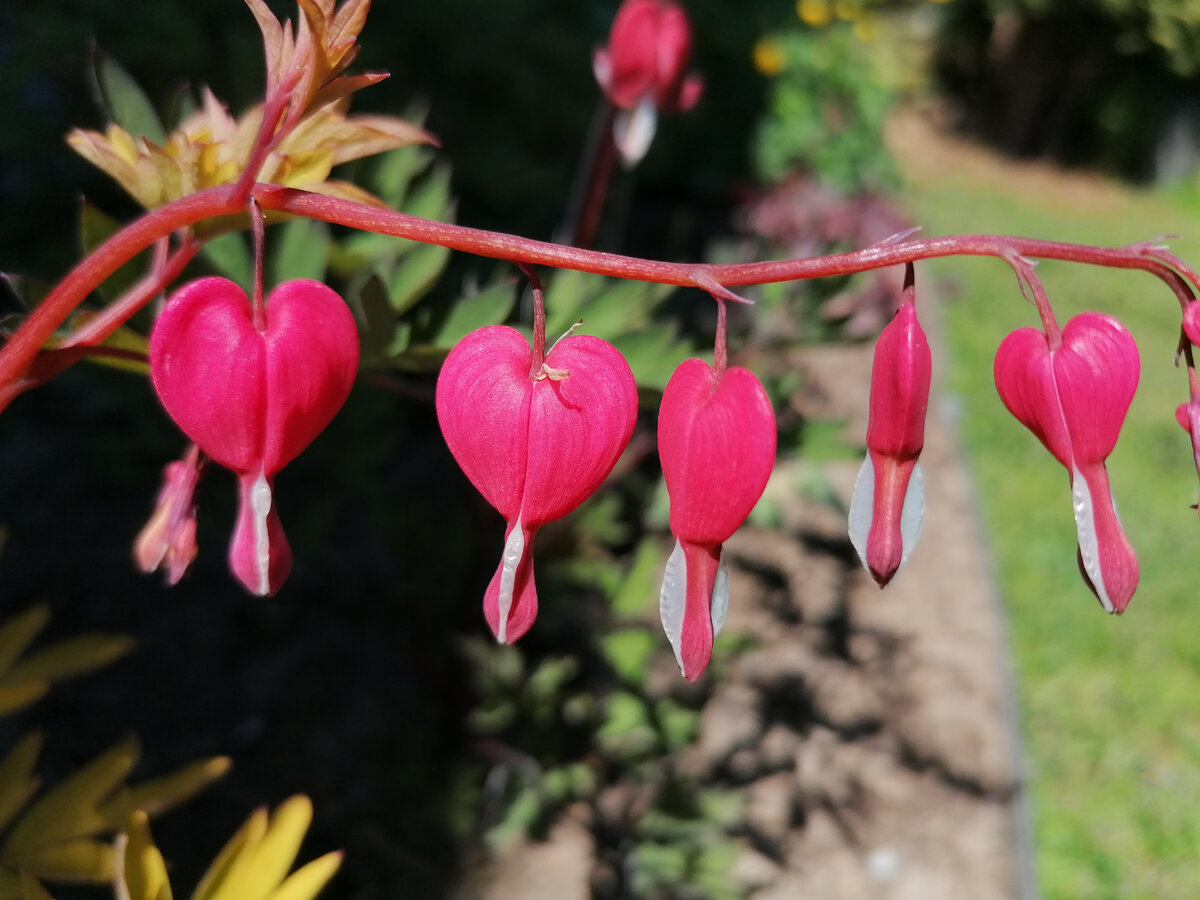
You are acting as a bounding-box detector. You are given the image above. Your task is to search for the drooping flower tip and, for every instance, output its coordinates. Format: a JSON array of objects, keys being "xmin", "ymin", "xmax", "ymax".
[
  {"xmin": 436, "ymin": 325, "xmax": 639, "ymax": 644},
  {"xmin": 994, "ymin": 312, "xmax": 1140, "ymax": 613},
  {"xmin": 594, "ymin": 0, "xmax": 704, "ymax": 166},
  {"xmin": 848, "ymin": 301, "xmax": 932, "ymax": 587},
  {"xmin": 1175, "ymin": 398, "xmax": 1200, "ymax": 515},
  {"xmin": 150, "ymin": 276, "xmax": 359, "ymax": 596},
  {"xmin": 657, "ymin": 359, "xmax": 776, "ymax": 680},
  {"xmin": 134, "ymin": 449, "xmax": 203, "ymax": 585}
]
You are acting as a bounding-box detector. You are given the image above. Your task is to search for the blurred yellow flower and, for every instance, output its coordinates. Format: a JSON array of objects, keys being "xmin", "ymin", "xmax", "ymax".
[
  {"xmin": 853, "ymin": 13, "xmax": 879, "ymax": 42},
  {"xmin": 797, "ymin": 0, "xmax": 832, "ymax": 27},
  {"xmin": 752, "ymin": 39, "xmax": 786, "ymax": 76}
]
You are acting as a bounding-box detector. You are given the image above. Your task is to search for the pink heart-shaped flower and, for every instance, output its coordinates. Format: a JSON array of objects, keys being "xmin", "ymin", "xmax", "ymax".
[
  {"xmin": 994, "ymin": 312, "xmax": 1139, "ymax": 611},
  {"xmin": 436, "ymin": 325, "xmax": 638, "ymax": 642},
  {"xmin": 657, "ymin": 359, "xmax": 776, "ymax": 680},
  {"xmin": 150, "ymin": 276, "xmax": 359, "ymax": 594}
]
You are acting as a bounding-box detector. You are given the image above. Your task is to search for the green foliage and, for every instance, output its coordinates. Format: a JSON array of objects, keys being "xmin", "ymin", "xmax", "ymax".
[
  {"xmin": 905, "ymin": 146, "xmax": 1200, "ymax": 898},
  {"xmin": 753, "ymin": 24, "xmax": 900, "ymax": 192}
]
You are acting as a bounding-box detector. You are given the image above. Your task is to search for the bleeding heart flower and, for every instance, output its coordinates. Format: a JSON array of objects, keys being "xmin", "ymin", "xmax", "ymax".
[
  {"xmin": 150, "ymin": 276, "xmax": 359, "ymax": 596},
  {"xmin": 436, "ymin": 325, "xmax": 638, "ymax": 643},
  {"xmin": 994, "ymin": 312, "xmax": 1140, "ymax": 612},
  {"xmin": 593, "ymin": 0, "xmax": 704, "ymax": 166},
  {"xmin": 848, "ymin": 300, "xmax": 932, "ymax": 587},
  {"xmin": 657, "ymin": 359, "xmax": 776, "ymax": 681}
]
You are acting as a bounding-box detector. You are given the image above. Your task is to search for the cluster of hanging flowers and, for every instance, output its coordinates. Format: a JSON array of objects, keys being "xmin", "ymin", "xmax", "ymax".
[{"xmin": 34, "ymin": 0, "xmax": 1200, "ymax": 684}]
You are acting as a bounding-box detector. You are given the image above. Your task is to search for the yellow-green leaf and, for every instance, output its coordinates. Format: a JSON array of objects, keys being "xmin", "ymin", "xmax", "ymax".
[
  {"xmin": 263, "ymin": 851, "xmax": 342, "ymax": 900},
  {"xmin": 5, "ymin": 635, "xmax": 135, "ymax": 685},
  {"xmin": 205, "ymin": 797, "xmax": 311, "ymax": 900},
  {"xmin": 0, "ymin": 733, "xmax": 44, "ymax": 833},
  {"xmin": 4, "ymin": 737, "xmax": 139, "ymax": 853},
  {"xmin": 0, "ymin": 607, "xmax": 50, "ymax": 676},
  {"xmin": 0, "ymin": 682, "xmax": 50, "ymax": 719},
  {"xmin": 101, "ymin": 756, "xmax": 230, "ymax": 826},
  {"xmin": 190, "ymin": 807, "xmax": 268, "ymax": 900},
  {"xmin": 17, "ymin": 837, "xmax": 113, "ymax": 883},
  {"xmin": 0, "ymin": 865, "xmax": 21, "ymax": 899},
  {"xmin": 17, "ymin": 872, "xmax": 54, "ymax": 900},
  {"xmin": 118, "ymin": 812, "xmax": 173, "ymax": 900}
]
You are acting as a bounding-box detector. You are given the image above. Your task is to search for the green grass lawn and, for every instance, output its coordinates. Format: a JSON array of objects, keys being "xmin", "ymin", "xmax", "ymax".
[{"xmin": 899, "ymin": 140, "xmax": 1200, "ymax": 899}]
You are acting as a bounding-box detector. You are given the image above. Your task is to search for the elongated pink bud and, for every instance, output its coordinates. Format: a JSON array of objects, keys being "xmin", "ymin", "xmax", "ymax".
[
  {"xmin": 994, "ymin": 312, "xmax": 1140, "ymax": 612},
  {"xmin": 150, "ymin": 277, "xmax": 359, "ymax": 596},
  {"xmin": 848, "ymin": 301, "xmax": 931, "ymax": 586},
  {"xmin": 436, "ymin": 325, "xmax": 638, "ymax": 643},
  {"xmin": 657, "ymin": 359, "xmax": 776, "ymax": 680}
]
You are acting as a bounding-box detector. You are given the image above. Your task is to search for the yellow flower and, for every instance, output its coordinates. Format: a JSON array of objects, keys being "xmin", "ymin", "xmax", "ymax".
[
  {"xmin": 752, "ymin": 39, "xmax": 786, "ymax": 76},
  {"xmin": 797, "ymin": 0, "xmax": 832, "ymax": 27}
]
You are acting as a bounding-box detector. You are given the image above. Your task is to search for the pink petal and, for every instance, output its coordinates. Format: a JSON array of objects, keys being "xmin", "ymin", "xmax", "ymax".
[
  {"xmin": 228, "ymin": 471, "xmax": 292, "ymax": 596},
  {"xmin": 435, "ymin": 326, "xmax": 533, "ymax": 520},
  {"xmin": 994, "ymin": 327, "xmax": 1073, "ymax": 468},
  {"xmin": 658, "ymin": 360, "xmax": 777, "ymax": 546},
  {"xmin": 150, "ymin": 277, "xmax": 359, "ymax": 476},
  {"xmin": 151, "ymin": 277, "xmax": 266, "ymax": 473}
]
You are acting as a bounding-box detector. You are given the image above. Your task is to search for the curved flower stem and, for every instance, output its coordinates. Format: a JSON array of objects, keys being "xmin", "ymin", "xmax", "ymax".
[
  {"xmin": 59, "ymin": 234, "xmax": 199, "ymax": 349},
  {"xmin": 519, "ymin": 264, "xmax": 547, "ymax": 375},
  {"xmin": 1004, "ymin": 250, "xmax": 1061, "ymax": 349},
  {"xmin": 250, "ymin": 198, "xmax": 268, "ymax": 332},
  {"xmin": 4, "ymin": 180, "xmax": 1200, "ymax": 413},
  {"xmin": 713, "ymin": 299, "xmax": 727, "ymax": 378}
]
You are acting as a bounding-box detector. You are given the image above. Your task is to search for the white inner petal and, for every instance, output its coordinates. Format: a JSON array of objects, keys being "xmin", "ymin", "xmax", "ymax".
[
  {"xmin": 251, "ymin": 471, "xmax": 273, "ymax": 597},
  {"xmin": 899, "ymin": 462, "xmax": 926, "ymax": 570},
  {"xmin": 614, "ymin": 98, "xmax": 658, "ymax": 168},
  {"xmin": 1071, "ymin": 467, "xmax": 1113, "ymax": 612},
  {"xmin": 711, "ymin": 549, "xmax": 730, "ymax": 637},
  {"xmin": 496, "ymin": 516, "xmax": 525, "ymax": 643},
  {"xmin": 847, "ymin": 454, "xmax": 874, "ymax": 571},
  {"xmin": 659, "ymin": 538, "xmax": 687, "ymax": 674}
]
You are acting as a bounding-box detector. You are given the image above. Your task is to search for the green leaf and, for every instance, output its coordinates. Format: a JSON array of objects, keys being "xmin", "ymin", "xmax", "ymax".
[
  {"xmin": 387, "ymin": 242, "xmax": 450, "ymax": 314},
  {"xmin": 611, "ymin": 539, "xmax": 666, "ymax": 620},
  {"xmin": 0, "ymin": 682, "xmax": 50, "ymax": 718},
  {"xmin": 118, "ymin": 811, "xmax": 173, "ymax": 900},
  {"xmin": 263, "ymin": 851, "xmax": 342, "ymax": 900},
  {"xmin": 428, "ymin": 278, "xmax": 516, "ymax": 348},
  {"xmin": 601, "ymin": 629, "xmax": 657, "ymax": 685},
  {"xmin": 4, "ymin": 737, "xmax": 140, "ymax": 853},
  {"xmin": 524, "ymin": 657, "xmax": 579, "ymax": 706},
  {"xmin": 79, "ymin": 201, "xmax": 149, "ymax": 302},
  {"xmin": 191, "ymin": 807, "xmax": 267, "ymax": 900},
  {"xmin": 5, "ymin": 634, "xmax": 135, "ymax": 685},
  {"xmin": 342, "ymin": 272, "xmax": 393, "ymax": 365},
  {"xmin": 370, "ymin": 144, "xmax": 432, "ymax": 209},
  {"xmin": 0, "ymin": 733, "xmax": 43, "ymax": 833},
  {"xmin": 101, "ymin": 755, "xmax": 230, "ymax": 825},
  {"xmin": 0, "ymin": 607, "xmax": 49, "ymax": 675},
  {"xmin": 206, "ymin": 796, "xmax": 312, "ymax": 900},
  {"xmin": 656, "ymin": 699, "xmax": 699, "ymax": 751},
  {"xmin": 543, "ymin": 269, "xmax": 593, "ymax": 337},
  {"xmin": 1, "ymin": 275, "xmax": 51, "ymax": 313},
  {"xmin": 92, "ymin": 47, "xmax": 165, "ymax": 144},
  {"xmin": 17, "ymin": 872, "xmax": 54, "ymax": 900},
  {"xmin": 613, "ymin": 325, "xmax": 692, "ymax": 392},
  {"xmin": 18, "ymin": 837, "xmax": 113, "ymax": 883},
  {"xmin": 269, "ymin": 219, "xmax": 330, "ymax": 284},
  {"xmin": 202, "ymin": 233, "xmax": 252, "ymax": 287}
]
